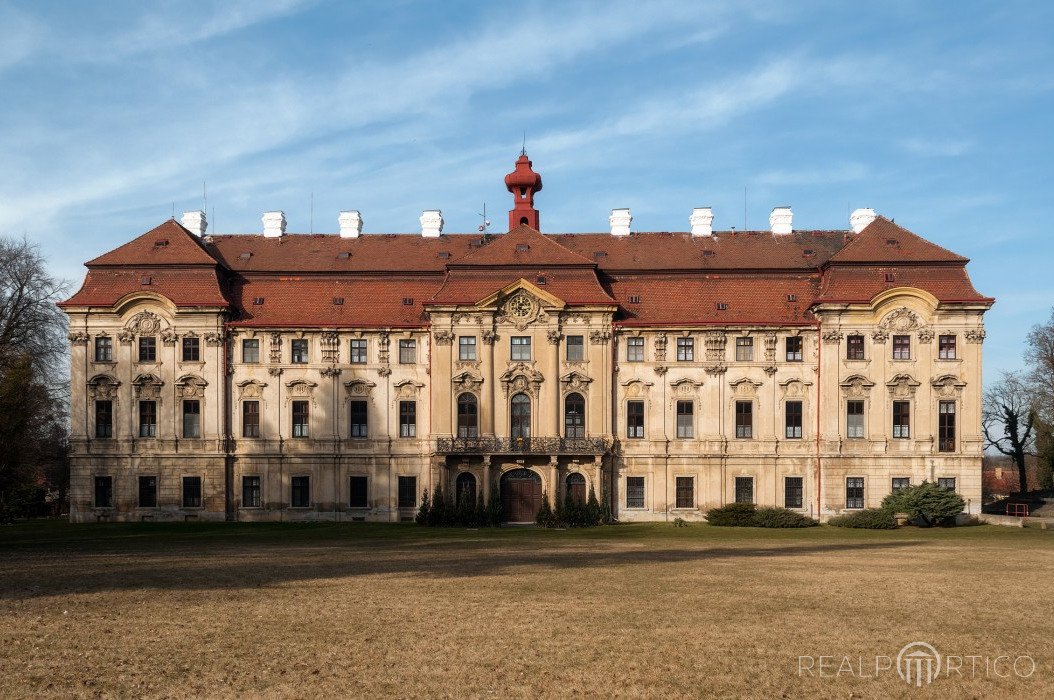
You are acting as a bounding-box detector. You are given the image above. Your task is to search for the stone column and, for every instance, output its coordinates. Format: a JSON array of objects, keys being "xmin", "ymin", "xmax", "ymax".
[
  {"xmin": 482, "ymin": 331, "xmax": 495, "ymax": 436},
  {"xmin": 549, "ymin": 456, "xmax": 559, "ymax": 507},
  {"xmin": 593, "ymin": 455, "xmax": 603, "ymax": 500},
  {"xmin": 483, "ymin": 456, "xmax": 492, "ymax": 501},
  {"xmin": 547, "ymin": 330, "xmax": 561, "ymax": 437}
]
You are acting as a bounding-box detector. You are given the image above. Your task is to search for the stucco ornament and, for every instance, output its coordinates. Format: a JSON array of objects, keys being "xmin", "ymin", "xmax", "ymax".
[
  {"xmin": 886, "ymin": 373, "xmax": 921, "ymax": 399},
  {"xmin": 965, "ymin": 327, "xmax": 986, "ymax": 344},
  {"xmin": 451, "ymin": 371, "xmax": 484, "ymax": 393},
  {"xmin": 126, "ymin": 311, "xmax": 164, "ymax": 336},
  {"xmin": 932, "ymin": 374, "xmax": 966, "ymax": 398},
  {"xmin": 500, "ymin": 292, "xmax": 540, "ymax": 330},
  {"xmin": 880, "ymin": 307, "xmax": 923, "ymax": 332},
  {"xmin": 500, "ymin": 363, "xmax": 544, "ymax": 397},
  {"xmin": 87, "ymin": 374, "xmax": 120, "ymax": 400},
  {"xmin": 433, "ymin": 330, "xmax": 454, "ymax": 346},
  {"xmin": 840, "ymin": 374, "xmax": 875, "ymax": 398},
  {"xmin": 560, "ymin": 371, "xmax": 593, "ymax": 393},
  {"xmin": 176, "ymin": 374, "xmax": 208, "ymax": 398},
  {"xmin": 237, "ymin": 379, "xmax": 267, "ymax": 399},
  {"xmin": 343, "ymin": 378, "xmax": 376, "ymax": 396}
]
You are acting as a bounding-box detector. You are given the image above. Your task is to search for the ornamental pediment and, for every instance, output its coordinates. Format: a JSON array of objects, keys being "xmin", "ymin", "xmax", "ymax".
[
  {"xmin": 452, "ymin": 371, "xmax": 484, "ymax": 393},
  {"xmin": 343, "ymin": 378, "xmax": 377, "ymax": 397},
  {"xmin": 886, "ymin": 373, "xmax": 921, "ymax": 398},
  {"xmin": 560, "ymin": 371, "xmax": 593, "ymax": 392}
]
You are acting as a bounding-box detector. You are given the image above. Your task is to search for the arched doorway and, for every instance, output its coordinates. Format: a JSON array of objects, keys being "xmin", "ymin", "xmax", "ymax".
[
  {"xmin": 501, "ymin": 468, "xmax": 542, "ymax": 523},
  {"xmin": 566, "ymin": 472, "xmax": 587, "ymax": 505},
  {"xmin": 455, "ymin": 472, "xmax": 477, "ymax": 506}
]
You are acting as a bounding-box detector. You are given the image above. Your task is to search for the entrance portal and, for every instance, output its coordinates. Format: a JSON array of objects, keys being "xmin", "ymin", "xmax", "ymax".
[{"xmin": 500, "ymin": 468, "xmax": 542, "ymax": 523}]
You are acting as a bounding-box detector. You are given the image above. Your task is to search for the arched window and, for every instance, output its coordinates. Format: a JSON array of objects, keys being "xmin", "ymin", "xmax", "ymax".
[
  {"xmin": 564, "ymin": 393, "xmax": 585, "ymax": 438},
  {"xmin": 456, "ymin": 393, "xmax": 478, "ymax": 438},
  {"xmin": 456, "ymin": 472, "xmax": 477, "ymax": 506},
  {"xmin": 511, "ymin": 393, "xmax": 531, "ymax": 439},
  {"xmin": 566, "ymin": 472, "xmax": 586, "ymax": 505}
]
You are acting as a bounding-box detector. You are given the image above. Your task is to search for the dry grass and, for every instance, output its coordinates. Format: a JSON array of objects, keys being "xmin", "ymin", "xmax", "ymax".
[{"xmin": 1, "ymin": 521, "xmax": 1052, "ymax": 699}]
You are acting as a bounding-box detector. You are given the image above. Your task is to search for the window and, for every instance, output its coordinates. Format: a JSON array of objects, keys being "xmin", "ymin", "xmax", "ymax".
[
  {"xmin": 242, "ymin": 401, "xmax": 260, "ymax": 438},
  {"xmin": 938, "ymin": 477, "xmax": 957, "ymax": 492},
  {"xmin": 458, "ymin": 336, "xmax": 477, "ymax": 361},
  {"xmin": 138, "ymin": 336, "xmax": 156, "ymax": 362},
  {"xmin": 676, "ymin": 337, "xmax": 694, "ymax": 361},
  {"xmin": 291, "ymin": 476, "xmax": 310, "ymax": 508},
  {"xmin": 785, "ymin": 476, "xmax": 803, "ymax": 509},
  {"xmin": 510, "ymin": 336, "xmax": 531, "ymax": 361},
  {"xmin": 456, "ymin": 472, "xmax": 477, "ymax": 506},
  {"xmin": 456, "ymin": 394, "xmax": 478, "ymax": 438},
  {"xmin": 785, "ymin": 401, "xmax": 803, "ymax": 439},
  {"xmin": 399, "ymin": 401, "xmax": 416, "ymax": 438},
  {"xmin": 95, "ymin": 400, "xmax": 113, "ymax": 438},
  {"xmin": 182, "ymin": 336, "xmax": 200, "ymax": 362},
  {"xmin": 564, "ymin": 393, "xmax": 585, "ymax": 438},
  {"xmin": 397, "ymin": 476, "xmax": 417, "ymax": 508},
  {"xmin": 242, "ymin": 476, "xmax": 261, "ymax": 508},
  {"xmin": 892, "ymin": 401, "xmax": 910, "ymax": 438},
  {"xmin": 676, "ymin": 401, "xmax": 693, "ymax": 438},
  {"xmin": 892, "ymin": 335, "xmax": 910, "ymax": 360},
  {"xmin": 139, "ymin": 400, "xmax": 157, "ymax": 438},
  {"xmin": 511, "ymin": 394, "xmax": 531, "ymax": 439},
  {"xmin": 565, "ymin": 473, "xmax": 586, "ymax": 505},
  {"xmin": 94, "ymin": 476, "xmax": 113, "ymax": 507},
  {"xmin": 675, "ymin": 477, "xmax": 694, "ymax": 509},
  {"xmin": 350, "ymin": 339, "xmax": 367, "ymax": 364},
  {"xmin": 785, "ymin": 336, "xmax": 803, "ymax": 362},
  {"xmin": 292, "ymin": 400, "xmax": 309, "ymax": 438},
  {"xmin": 734, "ymin": 476, "xmax": 754, "ymax": 504},
  {"xmin": 350, "ymin": 400, "xmax": 368, "ymax": 438},
  {"xmin": 626, "ymin": 400, "xmax": 644, "ymax": 438},
  {"xmin": 182, "ymin": 400, "xmax": 201, "ymax": 438},
  {"xmin": 566, "ymin": 335, "xmax": 584, "ymax": 362},
  {"xmin": 94, "ymin": 336, "xmax": 112, "ymax": 362},
  {"xmin": 845, "ymin": 477, "xmax": 864, "ymax": 509},
  {"xmin": 939, "ymin": 401, "xmax": 956, "ymax": 452},
  {"xmin": 735, "ymin": 401, "xmax": 753, "ymax": 438},
  {"xmin": 182, "ymin": 476, "xmax": 202, "ymax": 508},
  {"xmin": 291, "ymin": 339, "xmax": 308, "ymax": 364},
  {"xmin": 891, "ymin": 477, "xmax": 910, "ymax": 492},
  {"xmin": 627, "ymin": 337, "xmax": 644, "ymax": 362},
  {"xmin": 626, "ymin": 476, "xmax": 645, "ymax": 508},
  {"xmin": 939, "ymin": 335, "xmax": 957, "ymax": 360},
  {"xmin": 735, "ymin": 337, "xmax": 753, "ymax": 362},
  {"xmin": 138, "ymin": 476, "xmax": 157, "ymax": 508},
  {"xmin": 846, "ymin": 400, "xmax": 865, "ymax": 439},
  {"xmin": 399, "ymin": 339, "xmax": 417, "ymax": 364},
  {"xmin": 349, "ymin": 476, "xmax": 368, "ymax": 508},
  {"xmin": 846, "ymin": 334, "xmax": 865, "ymax": 360},
  {"xmin": 242, "ymin": 339, "xmax": 260, "ymax": 364}
]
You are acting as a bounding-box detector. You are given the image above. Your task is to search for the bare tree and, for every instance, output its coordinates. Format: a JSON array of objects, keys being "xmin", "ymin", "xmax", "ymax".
[
  {"xmin": 1026, "ymin": 309, "xmax": 1054, "ymax": 489},
  {"xmin": 982, "ymin": 371, "xmax": 1036, "ymax": 494},
  {"xmin": 0, "ymin": 236, "xmax": 68, "ymax": 377}
]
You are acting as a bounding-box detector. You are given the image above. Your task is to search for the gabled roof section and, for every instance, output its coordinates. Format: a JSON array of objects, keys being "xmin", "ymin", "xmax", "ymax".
[
  {"xmin": 427, "ymin": 269, "xmax": 616, "ymax": 306},
  {"xmin": 86, "ymin": 220, "xmax": 221, "ymax": 267},
  {"xmin": 448, "ymin": 224, "xmax": 594, "ymax": 268},
  {"xmin": 826, "ymin": 216, "xmax": 967, "ymax": 265},
  {"xmin": 474, "ymin": 278, "xmax": 568, "ymax": 309}
]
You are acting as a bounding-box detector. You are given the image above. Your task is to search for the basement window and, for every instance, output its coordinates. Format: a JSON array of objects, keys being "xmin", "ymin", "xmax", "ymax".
[{"xmin": 252, "ymin": 297, "xmax": 265, "ymax": 305}]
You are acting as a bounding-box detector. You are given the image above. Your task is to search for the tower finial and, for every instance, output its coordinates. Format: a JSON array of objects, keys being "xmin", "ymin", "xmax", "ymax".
[
  {"xmin": 504, "ymin": 152, "xmax": 543, "ymax": 231},
  {"xmin": 521, "ymin": 131, "xmax": 526, "ymax": 156}
]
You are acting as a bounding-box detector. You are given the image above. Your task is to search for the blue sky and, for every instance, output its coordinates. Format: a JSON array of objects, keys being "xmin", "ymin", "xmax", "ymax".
[{"xmin": 0, "ymin": 0, "xmax": 1051, "ymax": 381}]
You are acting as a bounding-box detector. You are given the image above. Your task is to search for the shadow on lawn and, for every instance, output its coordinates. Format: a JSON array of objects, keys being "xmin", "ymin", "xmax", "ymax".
[{"xmin": 0, "ymin": 539, "xmax": 922, "ymax": 599}]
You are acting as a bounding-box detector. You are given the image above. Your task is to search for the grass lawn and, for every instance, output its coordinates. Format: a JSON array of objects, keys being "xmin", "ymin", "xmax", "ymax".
[{"xmin": 1, "ymin": 521, "xmax": 1052, "ymax": 698}]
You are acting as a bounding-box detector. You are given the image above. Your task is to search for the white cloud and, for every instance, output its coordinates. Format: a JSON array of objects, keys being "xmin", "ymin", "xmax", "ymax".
[{"xmin": 898, "ymin": 137, "xmax": 974, "ymax": 158}]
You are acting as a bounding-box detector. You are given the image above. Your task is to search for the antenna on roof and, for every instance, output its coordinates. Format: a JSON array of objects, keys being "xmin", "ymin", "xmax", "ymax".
[
  {"xmin": 171, "ymin": 202, "xmax": 175, "ymax": 219},
  {"xmin": 521, "ymin": 132, "xmax": 526, "ymax": 156},
  {"xmin": 743, "ymin": 185, "xmax": 747, "ymax": 231},
  {"xmin": 202, "ymin": 180, "xmax": 207, "ymax": 216},
  {"xmin": 211, "ymin": 206, "xmax": 215, "ymax": 235},
  {"xmin": 310, "ymin": 191, "xmax": 314, "ymax": 233},
  {"xmin": 477, "ymin": 203, "xmax": 492, "ymax": 240}
]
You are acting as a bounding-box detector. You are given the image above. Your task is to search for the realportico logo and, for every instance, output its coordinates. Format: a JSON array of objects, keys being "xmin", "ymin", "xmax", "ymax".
[{"xmin": 798, "ymin": 641, "xmax": 1036, "ymax": 686}]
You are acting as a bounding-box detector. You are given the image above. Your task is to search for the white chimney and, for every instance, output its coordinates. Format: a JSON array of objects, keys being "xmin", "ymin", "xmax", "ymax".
[
  {"xmin": 262, "ymin": 211, "xmax": 286, "ymax": 238},
  {"xmin": 609, "ymin": 208, "xmax": 632, "ymax": 236},
  {"xmin": 339, "ymin": 210, "xmax": 363, "ymax": 238},
  {"xmin": 769, "ymin": 206, "xmax": 793, "ymax": 235},
  {"xmin": 850, "ymin": 207, "xmax": 877, "ymax": 233},
  {"xmin": 689, "ymin": 207, "xmax": 714, "ymax": 237},
  {"xmin": 181, "ymin": 210, "xmax": 207, "ymax": 237},
  {"xmin": 420, "ymin": 210, "xmax": 444, "ymax": 237}
]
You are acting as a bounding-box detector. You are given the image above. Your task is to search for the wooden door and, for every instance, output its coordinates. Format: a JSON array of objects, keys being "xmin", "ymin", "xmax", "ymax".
[{"xmin": 501, "ymin": 469, "xmax": 542, "ymax": 523}]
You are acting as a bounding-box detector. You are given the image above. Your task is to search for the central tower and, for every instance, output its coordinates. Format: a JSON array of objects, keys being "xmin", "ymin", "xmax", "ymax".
[{"xmin": 504, "ymin": 152, "xmax": 543, "ymax": 231}]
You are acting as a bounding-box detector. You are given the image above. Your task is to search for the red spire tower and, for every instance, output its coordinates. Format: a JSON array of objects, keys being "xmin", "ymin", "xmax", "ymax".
[{"xmin": 504, "ymin": 152, "xmax": 543, "ymax": 231}]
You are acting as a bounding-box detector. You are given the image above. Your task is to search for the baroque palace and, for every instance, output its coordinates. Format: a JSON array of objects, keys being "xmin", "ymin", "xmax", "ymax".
[{"xmin": 62, "ymin": 154, "xmax": 993, "ymax": 523}]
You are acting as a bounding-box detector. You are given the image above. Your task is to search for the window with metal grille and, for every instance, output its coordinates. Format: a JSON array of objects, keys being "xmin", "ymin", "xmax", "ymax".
[
  {"xmin": 627, "ymin": 336, "xmax": 644, "ymax": 362},
  {"xmin": 291, "ymin": 476, "xmax": 310, "ymax": 508},
  {"xmin": 398, "ymin": 476, "xmax": 417, "ymax": 508},
  {"xmin": 138, "ymin": 336, "xmax": 156, "ymax": 362},
  {"xmin": 785, "ymin": 336, "xmax": 803, "ymax": 362},
  {"xmin": 892, "ymin": 401, "xmax": 910, "ymax": 438},
  {"xmin": 458, "ymin": 336, "xmax": 477, "ymax": 361},
  {"xmin": 399, "ymin": 339, "xmax": 417, "ymax": 364},
  {"xmin": 626, "ymin": 476, "xmax": 645, "ymax": 508},
  {"xmin": 938, "ymin": 477, "xmax": 957, "ymax": 492},
  {"xmin": 182, "ymin": 476, "xmax": 202, "ymax": 508},
  {"xmin": 892, "ymin": 335, "xmax": 910, "ymax": 360},
  {"xmin": 182, "ymin": 336, "xmax": 200, "ymax": 362},
  {"xmin": 785, "ymin": 400, "xmax": 803, "ymax": 439},
  {"xmin": 938, "ymin": 401, "xmax": 956, "ymax": 452},
  {"xmin": 784, "ymin": 476, "xmax": 803, "ymax": 509},
  {"xmin": 399, "ymin": 401, "xmax": 416, "ymax": 438},
  {"xmin": 138, "ymin": 476, "xmax": 157, "ymax": 508},
  {"xmin": 291, "ymin": 339, "xmax": 308, "ymax": 364},
  {"xmin": 350, "ymin": 400, "xmax": 368, "ymax": 438},
  {"xmin": 139, "ymin": 400, "xmax": 157, "ymax": 438},
  {"xmin": 94, "ymin": 476, "xmax": 113, "ymax": 507},
  {"xmin": 242, "ymin": 476, "xmax": 261, "ymax": 508},
  {"xmin": 292, "ymin": 400, "xmax": 309, "ymax": 438},
  {"xmin": 349, "ymin": 476, "xmax": 368, "ymax": 508},
  {"xmin": 564, "ymin": 393, "xmax": 585, "ymax": 438},
  {"xmin": 676, "ymin": 400, "xmax": 693, "ymax": 438},
  {"xmin": 510, "ymin": 394, "xmax": 530, "ymax": 439},
  {"xmin": 735, "ymin": 337, "xmax": 753, "ymax": 361},
  {"xmin": 735, "ymin": 401, "xmax": 752, "ymax": 438},
  {"xmin": 626, "ymin": 400, "xmax": 645, "ymax": 438},
  {"xmin": 676, "ymin": 337, "xmax": 694, "ymax": 361},
  {"xmin": 846, "ymin": 334, "xmax": 865, "ymax": 360},
  {"xmin": 938, "ymin": 335, "xmax": 957, "ymax": 360},
  {"xmin": 95, "ymin": 400, "xmax": 112, "ymax": 438},
  {"xmin": 456, "ymin": 394, "xmax": 478, "ymax": 438},
  {"xmin": 242, "ymin": 401, "xmax": 260, "ymax": 438},
  {"xmin": 675, "ymin": 477, "xmax": 694, "ymax": 508},
  {"xmin": 242, "ymin": 339, "xmax": 260, "ymax": 363},
  {"xmin": 350, "ymin": 339, "xmax": 367, "ymax": 364},
  {"xmin": 510, "ymin": 336, "xmax": 531, "ymax": 361},
  {"xmin": 734, "ymin": 476, "xmax": 753, "ymax": 504},
  {"xmin": 182, "ymin": 400, "xmax": 201, "ymax": 438},
  {"xmin": 891, "ymin": 477, "xmax": 910, "ymax": 492},
  {"xmin": 565, "ymin": 335, "xmax": 584, "ymax": 362},
  {"xmin": 845, "ymin": 477, "xmax": 864, "ymax": 509},
  {"xmin": 94, "ymin": 336, "xmax": 112, "ymax": 362},
  {"xmin": 846, "ymin": 400, "xmax": 865, "ymax": 438}
]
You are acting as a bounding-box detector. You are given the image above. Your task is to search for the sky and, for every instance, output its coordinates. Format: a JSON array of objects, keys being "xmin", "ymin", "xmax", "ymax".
[{"xmin": 0, "ymin": 0, "xmax": 1051, "ymax": 383}]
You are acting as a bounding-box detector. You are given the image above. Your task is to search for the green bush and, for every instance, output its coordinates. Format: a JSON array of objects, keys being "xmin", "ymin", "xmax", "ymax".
[
  {"xmin": 705, "ymin": 502, "xmax": 757, "ymax": 526},
  {"xmin": 414, "ymin": 489, "xmax": 431, "ymax": 525},
  {"xmin": 752, "ymin": 507, "xmax": 819, "ymax": 528},
  {"xmin": 536, "ymin": 494, "xmax": 557, "ymax": 527},
  {"xmin": 828, "ymin": 508, "xmax": 897, "ymax": 529},
  {"xmin": 881, "ymin": 481, "xmax": 966, "ymax": 524}
]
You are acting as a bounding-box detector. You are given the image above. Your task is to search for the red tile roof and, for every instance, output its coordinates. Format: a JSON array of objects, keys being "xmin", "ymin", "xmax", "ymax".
[
  {"xmin": 59, "ymin": 268, "xmax": 229, "ymax": 308},
  {"xmin": 428, "ymin": 269, "xmax": 615, "ymax": 305},
  {"xmin": 816, "ymin": 266, "xmax": 991, "ymax": 303},
  {"xmin": 86, "ymin": 220, "xmax": 221, "ymax": 267},
  {"xmin": 827, "ymin": 216, "xmax": 968, "ymax": 264},
  {"xmin": 449, "ymin": 225, "xmax": 595, "ymax": 267}
]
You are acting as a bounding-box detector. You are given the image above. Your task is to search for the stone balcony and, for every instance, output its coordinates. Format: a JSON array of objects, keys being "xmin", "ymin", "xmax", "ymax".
[{"xmin": 435, "ymin": 436, "xmax": 609, "ymax": 456}]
